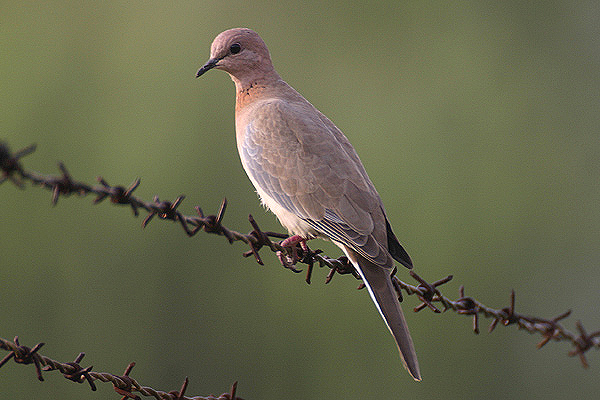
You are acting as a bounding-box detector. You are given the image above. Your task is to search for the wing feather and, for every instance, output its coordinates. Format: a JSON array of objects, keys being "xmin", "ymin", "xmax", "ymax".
[{"xmin": 239, "ymin": 99, "xmax": 400, "ymax": 267}]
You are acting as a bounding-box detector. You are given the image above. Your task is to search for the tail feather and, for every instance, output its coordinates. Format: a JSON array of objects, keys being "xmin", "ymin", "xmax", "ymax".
[{"xmin": 345, "ymin": 248, "xmax": 421, "ymax": 381}]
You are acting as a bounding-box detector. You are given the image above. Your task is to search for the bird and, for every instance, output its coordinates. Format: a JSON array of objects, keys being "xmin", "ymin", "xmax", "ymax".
[{"xmin": 196, "ymin": 28, "xmax": 421, "ymax": 381}]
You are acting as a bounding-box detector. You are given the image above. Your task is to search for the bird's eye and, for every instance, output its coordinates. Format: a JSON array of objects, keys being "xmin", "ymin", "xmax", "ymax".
[{"xmin": 230, "ymin": 43, "xmax": 241, "ymax": 54}]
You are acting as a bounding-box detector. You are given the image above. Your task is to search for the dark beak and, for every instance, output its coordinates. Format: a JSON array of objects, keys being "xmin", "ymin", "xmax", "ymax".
[{"xmin": 196, "ymin": 58, "xmax": 219, "ymax": 77}]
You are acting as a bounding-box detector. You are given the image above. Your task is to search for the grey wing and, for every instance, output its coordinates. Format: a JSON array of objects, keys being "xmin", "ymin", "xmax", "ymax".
[{"xmin": 239, "ymin": 100, "xmax": 402, "ymax": 267}]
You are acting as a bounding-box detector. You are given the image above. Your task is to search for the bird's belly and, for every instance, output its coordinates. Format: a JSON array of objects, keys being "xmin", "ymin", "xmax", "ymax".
[
  {"xmin": 254, "ymin": 186, "xmax": 318, "ymax": 238},
  {"xmin": 237, "ymin": 141, "xmax": 320, "ymax": 239}
]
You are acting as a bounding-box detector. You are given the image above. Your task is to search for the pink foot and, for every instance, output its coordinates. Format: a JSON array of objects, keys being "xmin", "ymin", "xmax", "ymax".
[{"xmin": 277, "ymin": 235, "xmax": 310, "ymax": 270}]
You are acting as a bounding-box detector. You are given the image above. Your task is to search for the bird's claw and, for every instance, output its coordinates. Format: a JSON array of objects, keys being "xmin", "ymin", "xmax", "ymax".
[
  {"xmin": 276, "ymin": 234, "xmax": 310, "ymax": 272},
  {"xmin": 277, "ymin": 250, "xmax": 303, "ymax": 272}
]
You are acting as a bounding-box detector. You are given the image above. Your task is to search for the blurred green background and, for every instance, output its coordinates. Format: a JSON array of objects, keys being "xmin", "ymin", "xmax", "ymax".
[{"xmin": 2, "ymin": 1, "xmax": 599, "ymax": 399}]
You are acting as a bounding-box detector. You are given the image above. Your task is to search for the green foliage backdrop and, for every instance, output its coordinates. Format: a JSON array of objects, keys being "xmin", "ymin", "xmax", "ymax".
[{"xmin": 2, "ymin": 1, "xmax": 599, "ymax": 399}]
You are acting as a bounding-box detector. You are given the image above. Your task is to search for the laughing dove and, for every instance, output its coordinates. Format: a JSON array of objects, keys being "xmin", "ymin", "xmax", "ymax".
[{"xmin": 197, "ymin": 28, "xmax": 421, "ymax": 381}]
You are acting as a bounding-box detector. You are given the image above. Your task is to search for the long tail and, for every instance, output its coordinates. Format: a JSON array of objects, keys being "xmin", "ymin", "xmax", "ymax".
[{"xmin": 345, "ymin": 249, "xmax": 421, "ymax": 381}]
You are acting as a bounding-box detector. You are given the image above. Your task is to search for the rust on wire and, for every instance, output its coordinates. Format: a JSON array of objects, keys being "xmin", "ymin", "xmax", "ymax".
[
  {"xmin": 408, "ymin": 270, "xmax": 451, "ymax": 314},
  {"xmin": 569, "ymin": 321, "xmax": 600, "ymax": 369},
  {"xmin": 112, "ymin": 362, "xmax": 141, "ymax": 400},
  {"xmin": 0, "ymin": 336, "xmax": 45, "ymax": 381},
  {"xmin": 454, "ymin": 285, "xmax": 480, "ymax": 333},
  {"xmin": 43, "ymin": 352, "xmax": 96, "ymax": 390},
  {"xmin": 0, "ymin": 337, "xmax": 242, "ymax": 400},
  {"xmin": 1, "ymin": 141, "xmax": 599, "ymax": 372},
  {"xmin": 243, "ymin": 214, "xmax": 270, "ymax": 265},
  {"xmin": 96, "ymin": 177, "xmax": 142, "ymax": 215},
  {"xmin": 228, "ymin": 381, "xmax": 238, "ymax": 400},
  {"xmin": 173, "ymin": 377, "xmax": 189, "ymax": 400},
  {"xmin": 536, "ymin": 310, "xmax": 572, "ymax": 349}
]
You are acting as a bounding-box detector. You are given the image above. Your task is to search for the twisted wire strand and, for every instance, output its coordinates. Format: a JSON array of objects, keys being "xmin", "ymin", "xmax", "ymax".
[{"xmin": 0, "ymin": 336, "xmax": 239, "ymax": 399}]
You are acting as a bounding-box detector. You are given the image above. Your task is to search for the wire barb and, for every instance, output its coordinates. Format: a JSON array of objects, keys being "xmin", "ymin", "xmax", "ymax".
[
  {"xmin": 0, "ymin": 142, "xmax": 36, "ymax": 187},
  {"xmin": 0, "ymin": 336, "xmax": 45, "ymax": 381},
  {"xmin": 43, "ymin": 352, "xmax": 97, "ymax": 390}
]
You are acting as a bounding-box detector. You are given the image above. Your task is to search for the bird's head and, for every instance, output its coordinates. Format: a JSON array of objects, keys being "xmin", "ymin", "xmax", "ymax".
[{"xmin": 196, "ymin": 28, "xmax": 274, "ymax": 81}]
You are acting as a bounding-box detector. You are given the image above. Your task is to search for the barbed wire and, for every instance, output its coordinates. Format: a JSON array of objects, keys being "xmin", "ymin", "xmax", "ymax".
[
  {"xmin": 1, "ymin": 141, "xmax": 599, "ymax": 394},
  {"xmin": 0, "ymin": 336, "xmax": 240, "ymax": 399}
]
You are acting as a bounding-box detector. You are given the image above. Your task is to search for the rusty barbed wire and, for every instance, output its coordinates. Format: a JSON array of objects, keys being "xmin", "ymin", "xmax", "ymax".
[
  {"xmin": 2, "ymin": 141, "xmax": 599, "ymax": 372},
  {"xmin": 0, "ymin": 336, "xmax": 240, "ymax": 400}
]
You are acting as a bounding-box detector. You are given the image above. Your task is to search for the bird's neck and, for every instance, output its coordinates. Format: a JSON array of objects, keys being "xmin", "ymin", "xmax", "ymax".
[{"xmin": 233, "ymin": 70, "xmax": 284, "ymax": 111}]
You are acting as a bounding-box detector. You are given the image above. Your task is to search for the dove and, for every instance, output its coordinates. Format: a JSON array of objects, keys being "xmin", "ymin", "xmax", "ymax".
[{"xmin": 196, "ymin": 28, "xmax": 421, "ymax": 381}]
